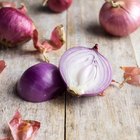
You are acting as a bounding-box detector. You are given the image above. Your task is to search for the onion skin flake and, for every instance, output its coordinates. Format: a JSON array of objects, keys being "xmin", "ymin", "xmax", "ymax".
[
  {"xmin": 0, "ymin": 111, "xmax": 40, "ymax": 140},
  {"xmin": 121, "ymin": 66, "xmax": 140, "ymax": 86}
]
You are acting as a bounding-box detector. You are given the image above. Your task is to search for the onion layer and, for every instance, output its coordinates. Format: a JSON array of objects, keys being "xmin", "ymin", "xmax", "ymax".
[
  {"xmin": 17, "ymin": 62, "xmax": 66, "ymax": 102},
  {"xmin": 99, "ymin": 0, "xmax": 140, "ymax": 36},
  {"xmin": 59, "ymin": 45, "xmax": 112, "ymax": 96}
]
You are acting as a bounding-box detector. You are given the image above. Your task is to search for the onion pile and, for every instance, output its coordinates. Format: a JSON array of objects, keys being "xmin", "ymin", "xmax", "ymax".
[
  {"xmin": 59, "ymin": 45, "xmax": 112, "ymax": 96},
  {"xmin": 0, "ymin": 2, "xmax": 65, "ymax": 52},
  {"xmin": 17, "ymin": 62, "xmax": 66, "ymax": 102},
  {"xmin": 43, "ymin": 0, "xmax": 72, "ymax": 13},
  {"xmin": 99, "ymin": 0, "xmax": 140, "ymax": 36}
]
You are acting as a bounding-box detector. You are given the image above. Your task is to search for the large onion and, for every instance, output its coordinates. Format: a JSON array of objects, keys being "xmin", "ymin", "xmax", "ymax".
[
  {"xmin": 59, "ymin": 45, "xmax": 112, "ymax": 96},
  {"xmin": 0, "ymin": 2, "xmax": 65, "ymax": 52},
  {"xmin": 17, "ymin": 62, "xmax": 66, "ymax": 102},
  {"xmin": 99, "ymin": 0, "xmax": 140, "ymax": 36}
]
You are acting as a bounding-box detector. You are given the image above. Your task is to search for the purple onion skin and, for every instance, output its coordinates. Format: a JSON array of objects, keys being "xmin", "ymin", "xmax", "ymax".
[
  {"xmin": 0, "ymin": 7, "xmax": 34, "ymax": 47},
  {"xmin": 17, "ymin": 62, "xmax": 66, "ymax": 103}
]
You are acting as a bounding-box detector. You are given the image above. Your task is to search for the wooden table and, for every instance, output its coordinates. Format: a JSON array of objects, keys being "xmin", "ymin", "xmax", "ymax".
[{"xmin": 0, "ymin": 0, "xmax": 140, "ymax": 139}]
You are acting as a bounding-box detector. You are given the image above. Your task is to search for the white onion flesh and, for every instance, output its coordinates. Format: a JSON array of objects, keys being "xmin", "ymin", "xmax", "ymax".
[{"xmin": 59, "ymin": 46, "xmax": 112, "ymax": 96}]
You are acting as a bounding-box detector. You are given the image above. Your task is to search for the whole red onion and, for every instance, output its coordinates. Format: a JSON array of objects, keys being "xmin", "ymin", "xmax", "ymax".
[
  {"xmin": 43, "ymin": 0, "xmax": 72, "ymax": 13},
  {"xmin": 59, "ymin": 45, "xmax": 112, "ymax": 97},
  {"xmin": 99, "ymin": 0, "xmax": 140, "ymax": 36},
  {"xmin": 0, "ymin": 7, "xmax": 34, "ymax": 47},
  {"xmin": 17, "ymin": 62, "xmax": 66, "ymax": 102},
  {"xmin": 0, "ymin": 2, "xmax": 65, "ymax": 52}
]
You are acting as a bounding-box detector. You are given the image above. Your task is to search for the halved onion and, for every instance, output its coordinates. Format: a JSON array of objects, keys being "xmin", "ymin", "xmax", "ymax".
[{"xmin": 59, "ymin": 45, "xmax": 113, "ymax": 96}]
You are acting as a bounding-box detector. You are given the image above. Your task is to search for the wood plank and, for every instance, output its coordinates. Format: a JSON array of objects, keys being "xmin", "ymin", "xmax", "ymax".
[
  {"xmin": 0, "ymin": 0, "xmax": 66, "ymax": 139},
  {"xmin": 66, "ymin": 0, "xmax": 140, "ymax": 140},
  {"xmin": 130, "ymin": 28, "xmax": 140, "ymax": 67}
]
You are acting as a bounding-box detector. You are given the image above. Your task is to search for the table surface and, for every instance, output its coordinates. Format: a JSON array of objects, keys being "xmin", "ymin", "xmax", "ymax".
[{"xmin": 0, "ymin": 0, "xmax": 140, "ymax": 140}]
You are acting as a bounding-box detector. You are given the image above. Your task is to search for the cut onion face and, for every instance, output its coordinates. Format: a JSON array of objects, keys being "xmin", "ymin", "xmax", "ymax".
[{"xmin": 59, "ymin": 45, "xmax": 113, "ymax": 96}]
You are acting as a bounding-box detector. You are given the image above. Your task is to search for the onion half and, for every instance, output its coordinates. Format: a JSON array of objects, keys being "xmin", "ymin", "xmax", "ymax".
[
  {"xmin": 17, "ymin": 62, "xmax": 66, "ymax": 102},
  {"xmin": 59, "ymin": 45, "xmax": 112, "ymax": 96}
]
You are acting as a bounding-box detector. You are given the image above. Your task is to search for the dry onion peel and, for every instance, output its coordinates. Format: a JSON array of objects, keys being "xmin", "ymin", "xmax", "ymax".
[
  {"xmin": 120, "ymin": 66, "xmax": 140, "ymax": 86},
  {"xmin": 1, "ymin": 111, "xmax": 40, "ymax": 140},
  {"xmin": 59, "ymin": 44, "xmax": 113, "ymax": 97},
  {"xmin": 33, "ymin": 24, "xmax": 65, "ymax": 53},
  {"xmin": 0, "ymin": 2, "xmax": 65, "ymax": 53}
]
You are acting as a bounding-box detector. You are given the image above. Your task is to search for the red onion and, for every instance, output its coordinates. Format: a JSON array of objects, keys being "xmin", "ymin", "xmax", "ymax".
[
  {"xmin": 0, "ymin": 2, "xmax": 65, "ymax": 52},
  {"xmin": 43, "ymin": 0, "xmax": 72, "ymax": 13},
  {"xmin": 99, "ymin": 0, "xmax": 140, "ymax": 36},
  {"xmin": 59, "ymin": 45, "xmax": 112, "ymax": 96},
  {"xmin": 17, "ymin": 62, "xmax": 66, "ymax": 102}
]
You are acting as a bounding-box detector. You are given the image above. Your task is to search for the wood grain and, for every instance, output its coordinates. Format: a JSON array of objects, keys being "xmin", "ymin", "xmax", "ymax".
[
  {"xmin": 66, "ymin": 0, "xmax": 140, "ymax": 140},
  {"xmin": 0, "ymin": 0, "xmax": 66, "ymax": 139},
  {"xmin": 0, "ymin": 0, "xmax": 140, "ymax": 140}
]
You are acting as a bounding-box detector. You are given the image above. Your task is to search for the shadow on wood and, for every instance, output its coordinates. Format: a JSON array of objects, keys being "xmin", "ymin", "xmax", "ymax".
[
  {"xmin": 29, "ymin": 3, "xmax": 60, "ymax": 15},
  {"xmin": 85, "ymin": 22, "xmax": 120, "ymax": 39}
]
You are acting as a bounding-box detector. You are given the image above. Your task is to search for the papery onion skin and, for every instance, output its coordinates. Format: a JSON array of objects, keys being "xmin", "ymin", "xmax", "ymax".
[
  {"xmin": 0, "ymin": 7, "xmax": 34, "ymax": 47},
  {"xmin": 59, "ymin": 46, "xmax": 112, "ymax": 96},
  {"xmin": 43, "ymin": 0, "xmax": 72, "ymax": 13},
  {"xmin": 99, "ymin": 0, "xmax": 140, "ymax": 36},
  {"xmin": 121, "ymin": 66, "xmax": 140, "ymax": 86},
  {"xmin": 9, "ymin": 111, "xmax": 40, "ymax": 140},
  {"xmin": 17, "ymin": 62, "xmax": 66, "ymax": 102}
]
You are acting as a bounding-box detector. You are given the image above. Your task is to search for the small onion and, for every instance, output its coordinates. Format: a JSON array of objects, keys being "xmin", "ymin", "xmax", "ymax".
[
  {"xmin": 17, "ymin": 62, "xmax": 66, "ymax": 102},
  {"xmin": 0, "ymin": 6, "xmax": 34, "ymax": 47},
  {"xmin": 99, "ymin": 0, "xmax": 140, "ymax": 36},
  {"xmin": 43, "ymin": 0, "xmax": 73, "ymax": 13},
  {"xmin": 0, "ymin": 2, "xmax": 65, "ymax": 52},
  {"xmin": 59, "ymin": 45, "xmax": 112, "ymax": 96}
]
